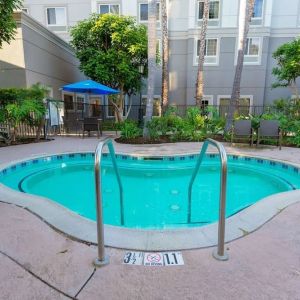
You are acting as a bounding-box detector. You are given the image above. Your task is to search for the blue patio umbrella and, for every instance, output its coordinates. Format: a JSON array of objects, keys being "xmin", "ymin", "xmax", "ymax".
[{"xmin": 61, "ymin": 80, "xmax": 119, "ymax": 95}]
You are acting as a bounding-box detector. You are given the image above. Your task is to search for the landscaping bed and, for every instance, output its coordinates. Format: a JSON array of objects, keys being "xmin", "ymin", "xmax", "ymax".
[{"xmin": 0, "ymin": 138, "xmax": 53, "ymax": 147}]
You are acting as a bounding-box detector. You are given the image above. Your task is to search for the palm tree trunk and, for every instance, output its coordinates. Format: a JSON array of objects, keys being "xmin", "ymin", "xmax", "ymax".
[
  {"xmin": 225, "ymin": 0, "xmax": 255, "ymax": 131},
  {"xmin": 143, "ymin": 0, "xmax": 157, "ymax": 137},
  {"xmin": 161, "ymin": 0, "xmax": 169, "ymax": 112},
  {"xmin": 195, "ymin": 0, "xmax": 209, "ymax": 106}
]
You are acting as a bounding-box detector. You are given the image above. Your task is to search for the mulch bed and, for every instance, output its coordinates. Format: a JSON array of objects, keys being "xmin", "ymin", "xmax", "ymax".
[
  {"xmin": 115, "ymin": 135, "xmax": 225, "ymax": 145},
  {"xmin": 0, "ymin": 138, "xmax": 53, "ymax": 147}
]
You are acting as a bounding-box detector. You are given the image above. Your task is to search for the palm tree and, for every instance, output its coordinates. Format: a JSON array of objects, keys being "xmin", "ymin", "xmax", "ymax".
[
  {"xmin": 195, "ymin": 0, "xmax": 209, "ymax": 107},
  {"xmin": 225, "ymin": 0, "xmax": 255, "ymax": 131},
  {"xmin": 161, "ymin": 0, "xmax": 169, "ymax": 111},
  {"xmin": 143, "ymin": 0, "xmax": 157, "ymax": 137}
]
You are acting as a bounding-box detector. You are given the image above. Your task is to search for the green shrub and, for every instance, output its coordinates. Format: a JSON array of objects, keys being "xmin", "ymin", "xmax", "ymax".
[
  {"xmin": 119, "ymin": 120, "xmax": 141, "ymax": 139},
  {"xmin": 0, "ymin": 84, "xmax": 47, "ymax": 141}
]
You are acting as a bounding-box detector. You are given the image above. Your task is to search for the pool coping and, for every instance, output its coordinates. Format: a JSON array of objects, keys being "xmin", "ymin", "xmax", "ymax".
[{"xmin": 0, "ymin": 151, "xmax": 300, "ymax": 251}]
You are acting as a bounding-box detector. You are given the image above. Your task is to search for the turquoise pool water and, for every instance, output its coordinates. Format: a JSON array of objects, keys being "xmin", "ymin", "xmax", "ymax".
[{"xmin": 1, "ymin": 153, "xmax": 299, "ymax": 229}]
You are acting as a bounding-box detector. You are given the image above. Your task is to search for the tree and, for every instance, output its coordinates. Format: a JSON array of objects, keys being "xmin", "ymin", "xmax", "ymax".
[
  {"xmin": 70, "ymin": 14, "xmax": 148, "ymax": 122},
  {"xmin": 225, "ymin": 0, "xmax": 255, "ymax": 131},
  {"xmin": 161, "ymin": 0, "xmax": 169, "ymax": 111},
  {"xmin": 0, "ymin": 0, "xmax": 22, "ymax": 48},
  {"xmin": 143, "ymin": 0, "xmax": 157, "ymax": 136},
  {"xmin": 272, "ymin": 38, "xmax": 300, "ymax": 99},
  {"xmin": 195, "ymin": 0, "xmax": 209, "ymax": 107}
]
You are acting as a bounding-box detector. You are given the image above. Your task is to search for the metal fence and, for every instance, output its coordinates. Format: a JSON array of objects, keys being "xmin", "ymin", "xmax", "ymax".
[{"xmin": 0, "ymin": 101, "xmax": 284, "ymax": 139}]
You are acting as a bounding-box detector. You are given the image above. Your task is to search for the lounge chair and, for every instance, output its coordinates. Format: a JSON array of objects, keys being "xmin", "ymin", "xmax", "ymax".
[
  {"xmin": 257, "ymin": 120, "xmax": 282, "ymax": 150},
  {"xmin": 82, "ymin": 117, "xmax": 102, "ymax": 138},
  {"xmin": 231, "ymin": 120, "xmax": 253, "ymax": 146}
]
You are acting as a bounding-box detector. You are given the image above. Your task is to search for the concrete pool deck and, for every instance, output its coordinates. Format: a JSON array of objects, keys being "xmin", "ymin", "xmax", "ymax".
[{"xmin": 0, "ymin": 135, "xmax": 300, "ymax": 299}]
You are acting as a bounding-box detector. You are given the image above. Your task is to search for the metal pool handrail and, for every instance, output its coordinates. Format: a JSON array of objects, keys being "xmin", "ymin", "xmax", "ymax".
[
  {"xmin": 188, "ymin": 138, "xmax": 228, "ymax": 261},
  {"xmin": 94, "ymin": 138, "xmax": 123, "ymax": 267}
]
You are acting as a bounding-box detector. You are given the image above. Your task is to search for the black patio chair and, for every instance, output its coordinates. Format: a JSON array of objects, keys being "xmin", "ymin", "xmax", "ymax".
[
  {"xmin": 231, "ymin": 120, "xmax": 254, "ymax": 146},
  {"xmin": 257, "ymin": 120, "xmax": 282, "ymax": 150},
  {"xmin": 82, "ymin": 117, "xmax": 102, "ymax": 138}
]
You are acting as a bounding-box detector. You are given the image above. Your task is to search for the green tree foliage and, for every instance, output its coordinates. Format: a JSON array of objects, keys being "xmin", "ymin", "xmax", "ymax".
[
  {"xmin": 0, "ymin": 84, "xmax": 48, "ymax": 141},
  {"xmin": 272, "ymin": 39, "xmax": 300, "ymax": 97},
  {"xmin": 0, "ymin": 0, "xmax": 22, "ymax": 48},
  {"xmin": 70, "ymin": 14, "xmax": 147, "ymax": 122}
]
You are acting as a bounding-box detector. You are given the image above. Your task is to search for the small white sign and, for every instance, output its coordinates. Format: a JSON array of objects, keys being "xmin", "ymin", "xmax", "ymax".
[
  {"xmin": 163, "ymin": 252, "xmax": 184, "ymax": 266},
  {"xmin": 144, "ymin": 252, "xmax": 164, "ymax": 266},
  {"xmin": 123, "ymin": 251, "xmax": 144, "ymax": 265},
  {"xmin": 123, "ymin": 251, "xmax": 184, "ymax": 266}
]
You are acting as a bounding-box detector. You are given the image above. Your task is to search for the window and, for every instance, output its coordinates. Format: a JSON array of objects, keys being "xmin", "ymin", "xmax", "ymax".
[
  {"xmin": 64, "ymin": 94, "xmax": 74, "ymax": 110},
  {"xmin": 22, "ymin": 8, "xmax": 29, "ymax": 13},
  {"xmin": 99, "ymin": 4, "xmax": 120, "ymax": 15},
  {"xmin": 139, "ymin": 2, "xmax": 160, "ymax": 22},
  {"xmin": 196, "ymin": 38, "xmax": 218, "ymax": 65},
  {"xmin": 46, "ymin": 7, "xmax": 66, "ymax": 26},
  {"xmin": 197, "ymin": 39, "xmax": 218, "ymax": 57},
  {"xmin": 252, "ymin": 0, "xmax": 263, "ymax": 18},
  {"xmin": 218, "ymin": 96, "xmax": 252, "ymax": 117},
  {"xmin": 198, "ymin": 1, "xmax": 220, "ymax": 20},
  {"xmin": 141, "ymin": 96, "xmax": 162, "ymax": 116},
  {"xmin": 244, "ymin": 38, "xmax": 260, "ymax": 56},
  {"xmin": 76, "ymin": 95, "xmax": 85, "ymax": 111}
]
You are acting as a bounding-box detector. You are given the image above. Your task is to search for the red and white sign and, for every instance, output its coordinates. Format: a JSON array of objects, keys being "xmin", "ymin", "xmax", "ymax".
[{"xmin": 144, "ymin": 252, "xmax": 164, "ymax": 266}]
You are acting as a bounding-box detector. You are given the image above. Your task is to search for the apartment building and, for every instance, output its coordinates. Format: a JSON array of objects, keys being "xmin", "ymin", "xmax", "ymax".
[
  {"xmin": 21, "ymin": 0, "xmax": 300, "ymax": 112},
  {"xmin": 0, "ymin": 11, "xmax": 85, "ymax": 99}
]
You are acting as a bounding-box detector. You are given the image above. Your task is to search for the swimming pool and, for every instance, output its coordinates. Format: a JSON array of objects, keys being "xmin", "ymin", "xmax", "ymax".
[{"xmin": 1, "ymin": 152, "xmax": 299, "ymax": 230}]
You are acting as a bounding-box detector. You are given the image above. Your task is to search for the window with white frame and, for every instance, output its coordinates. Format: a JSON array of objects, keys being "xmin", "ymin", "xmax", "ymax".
[
  {"xmin": 142, "ymin": 95, "xmax": 161, "ymax": 116},
  {"xmin": 139, "ymin": 2, "xmax": 160, "ymax": 23},
  {"xmin": 218, "ymin": 96, "xmax": 252, "ymax": 117},
  {"xmin": 198, "ymin": 0, "xmax": 219, "ymax": 20},
  {"xmin": 196, "ymin": 38, "xmax": 218, "ymax": 65},
  {"xmin": 252, "ymin": 0, "xmax": 263, "ymax": 18},
  {"xmin": 244, "ymin": 38, "xmax": 260, "ymax": 56},
  {"xmin": 243, "ymin": 37, "xmax": 261, "ymax": 64},
  {"xmin": 251, "ymin": 0, "xmax": 263, "ymax": 25},
  {"xmin": 98, "ymin": 4, "xmax": 120, "ymax": 15},
  {"xmin": 76, "ymin": 95, "xmax": 85, "ymax": 111},
  {"xmin": 197, "ymin": 0, "xmax": 220, "ymax": 27},
  {"xmin": 46, "ymin": 7, "xmax": 66, "ymax": 26}
]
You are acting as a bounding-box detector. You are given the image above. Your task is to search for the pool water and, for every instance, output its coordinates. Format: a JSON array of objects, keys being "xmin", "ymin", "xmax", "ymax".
[{"xmin": 1, "ymin": 153, "xmax": 299, "ymax": 229}]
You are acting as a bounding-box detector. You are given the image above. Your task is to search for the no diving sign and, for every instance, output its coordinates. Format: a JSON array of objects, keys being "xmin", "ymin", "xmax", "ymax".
[
  {"xmin": 123, "ymin": 251, "xmax": 184, "ymax": 266},
  {"xmin": 144, "ymin": 253, "xmax": 164, "ymax": 266}
]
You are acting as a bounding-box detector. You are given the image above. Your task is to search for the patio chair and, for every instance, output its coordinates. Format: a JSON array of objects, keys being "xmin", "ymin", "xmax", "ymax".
[
  {"xmin": 257, "ymin": 120, "xmax": 282, "ymax": 150},
  {"xmin": 231, "ymin": 120, "xmax": 254, "ymax": 146},
  {"xmin": 82, "ymin": 117, "xmax": 102, "ymax": 138}
]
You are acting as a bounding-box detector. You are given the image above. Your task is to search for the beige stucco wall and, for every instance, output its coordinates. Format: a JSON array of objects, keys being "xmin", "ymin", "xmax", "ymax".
[{"xmin": 0, "ymin": 12, "xmax": 85, "ymax": 99}]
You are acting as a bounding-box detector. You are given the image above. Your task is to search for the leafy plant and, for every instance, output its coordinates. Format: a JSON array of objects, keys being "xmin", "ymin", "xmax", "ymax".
[
  {"xmin": 0, "ymin": 84, "xmax": 47, "ymax": 141},
  {"xmin": 272, "ymin": 38, "xmax": 300, "ymax": 97},
  {"xmin": 0, "ymin": 0, "xmax": 22, "ymax": 48},
  {"xmin": 120, "ymin": 120, "xmax": 141, "ymax": 139}
]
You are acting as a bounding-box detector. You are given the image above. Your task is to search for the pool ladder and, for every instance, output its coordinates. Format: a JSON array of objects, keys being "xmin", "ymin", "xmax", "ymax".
[
  {"xmin": 94, "ymin": 138, "xmax": 123, "ymax": 267},
  {"xmin": 93, "ymin": 138, "xmax": 228, "ymax": 267},
  {"xmin": 188, "ymin": 138, "xmax": 228, "ymax": 261}
]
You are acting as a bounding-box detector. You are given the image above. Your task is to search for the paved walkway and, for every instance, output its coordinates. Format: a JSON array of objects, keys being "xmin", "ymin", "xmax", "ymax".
[{"xmin": 0, "ymin": 135, "xmax": 300, "ymax": 300}]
